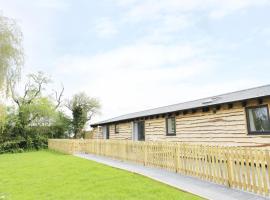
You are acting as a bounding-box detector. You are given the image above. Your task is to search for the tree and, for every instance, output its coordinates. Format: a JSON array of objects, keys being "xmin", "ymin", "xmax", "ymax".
[
  {"xmin": 67, "ymin": 92, "xmax": 100, "ymax": 138},
  {"xmin": 0, "ymin": 104, "xmax": 6, "ymax": 135},
  {"xmin": 50, "ymin": 112, "xmax": 72, "ymax": 138},
  {"xmin": 0, "ymin": 14, "xmax": 24, "ymax": 92},
  {"xmin": 7, "ymin": 71, "xmax": 64, "ymax": 141}
]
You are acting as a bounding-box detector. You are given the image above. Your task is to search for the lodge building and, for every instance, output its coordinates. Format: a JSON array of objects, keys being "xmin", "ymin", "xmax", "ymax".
[{"xmin": 91, "ymin": 85, "xmax": 270, "ymax": 147}]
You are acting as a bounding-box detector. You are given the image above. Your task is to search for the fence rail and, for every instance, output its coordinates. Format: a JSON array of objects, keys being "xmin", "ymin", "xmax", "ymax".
[{"xmin": 48, "ymin": 139, "xmax": 270, "ymax": 197}]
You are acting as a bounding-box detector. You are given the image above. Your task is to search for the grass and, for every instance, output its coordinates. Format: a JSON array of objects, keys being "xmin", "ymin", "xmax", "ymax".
[{"xmin": 0, "ymin": 151, "xmax": 204, "ymax": 200}]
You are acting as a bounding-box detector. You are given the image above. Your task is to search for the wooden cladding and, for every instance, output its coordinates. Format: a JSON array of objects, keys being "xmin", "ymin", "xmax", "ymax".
[{"xmin": 92, "ymin": 97, "xmax": 270, "ymax": 146}]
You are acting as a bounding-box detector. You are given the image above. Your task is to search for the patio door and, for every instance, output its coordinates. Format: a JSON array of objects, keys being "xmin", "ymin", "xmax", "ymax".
[
  {"xmin": 133, "ymin": 121, "xmax": 145, "ymax": 141},
  {"xmin": 102, "ymin": 125, "xmax": 110, "ymax": 139}
]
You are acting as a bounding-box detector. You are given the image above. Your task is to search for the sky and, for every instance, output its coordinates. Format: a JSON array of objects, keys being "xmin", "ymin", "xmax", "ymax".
[{"xmin": 1, "ymin": 0, "xmax": 270, "ymax": 123}]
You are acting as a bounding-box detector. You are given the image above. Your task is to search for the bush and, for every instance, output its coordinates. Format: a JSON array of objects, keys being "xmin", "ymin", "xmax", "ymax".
[
  {"xmin": 0, "ymin": 137, "xmax": 48, "ymax": 154},
  {"xmin": 0, "ymin": 141, "xmax": 24, "ymax": 154},
  {"xmin": 32, "ymin": 136, "xmax": 48, "ymax": 150}
]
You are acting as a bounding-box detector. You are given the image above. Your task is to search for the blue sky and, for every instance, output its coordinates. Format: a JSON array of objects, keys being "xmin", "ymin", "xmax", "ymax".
[{"xmin": 1, "ymin": 0, "xmax": 270, "ymax": 122}]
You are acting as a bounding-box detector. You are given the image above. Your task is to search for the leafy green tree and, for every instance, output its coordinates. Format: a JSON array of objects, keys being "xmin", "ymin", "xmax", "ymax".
[
  {"xmin": 67, "ymin": 92, "xmax": 100, "ymax": 138},
  {"xmin": 2, "ymin": 97, "xmax": 56, "ymax": 141},
  {"xmin": 7, "ymin": 71, "xmax": 64, "ymax": 141},
  {"xmin": 0, "ymin": 14, "xmax": 24, "ymax": 91},
  {"xmin": 50, "ymin": 112, "xmax": 72, "ymax": 138},
  {"xmin": 9, "ymin": 72, "xmax": 50, "ymax": 139}
]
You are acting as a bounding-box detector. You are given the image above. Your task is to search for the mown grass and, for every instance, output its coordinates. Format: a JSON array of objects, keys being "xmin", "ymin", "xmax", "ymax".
[{"xmin": 0, "ymin": 150, "xmax": 204, "ymax": 200}]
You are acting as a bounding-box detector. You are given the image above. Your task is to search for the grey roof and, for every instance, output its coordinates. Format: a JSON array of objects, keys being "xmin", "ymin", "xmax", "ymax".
[{"xmin": 91, "ymin": 85, "xmax": 270, "ymax": 126}]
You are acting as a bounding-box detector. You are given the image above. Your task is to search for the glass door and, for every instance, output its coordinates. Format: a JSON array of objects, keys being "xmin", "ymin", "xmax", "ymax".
[
  {"xmin": 137, "ymin": 121, "xmax": 145, "ymax": 141},
  {"xmin": 102, "ymin": 125, "xmax": 110, "ymax": 139},
  {"xmin": 133, "ymin": 121, "xmax": 145, "ymax": 141}
]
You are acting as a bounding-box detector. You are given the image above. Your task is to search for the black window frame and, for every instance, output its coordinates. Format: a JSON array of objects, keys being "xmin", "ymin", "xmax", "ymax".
[
  {"xmin": 115, "ymin": 124, "xmax": 119, "ymax": 134},
  {"xmin": 246, "ymin": 105, "xmax": 270, "ymax": 135},
  {"xmin": 137, "ymin": 120, "xmax": 145, "ymax": 141},
  {"xmin": 166, "ymin": 117, "xmax": 176, "ymax": 136},
  {"xmin": 105, "ymin": 125, "xmax": 110, "ymax": 139}
]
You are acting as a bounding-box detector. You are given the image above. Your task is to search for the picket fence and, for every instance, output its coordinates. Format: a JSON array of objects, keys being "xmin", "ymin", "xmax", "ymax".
[{"xmin": 48, "ymin": 139, "xmax": 270, "ymax": 196}]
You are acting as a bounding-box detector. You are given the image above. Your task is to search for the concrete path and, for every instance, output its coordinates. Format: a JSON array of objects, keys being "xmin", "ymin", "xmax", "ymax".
[{"xmin": 75, "ymin": 153, "xmax": 269, "ymax": 200}]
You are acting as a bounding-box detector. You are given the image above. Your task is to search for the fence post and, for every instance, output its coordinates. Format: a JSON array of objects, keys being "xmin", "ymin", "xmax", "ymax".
[
  {"xmin": 71, "ymin": 140, "xmax": 74, "ymax": 154},
  {"xmin": 266, "ymin": 150, "xmax": 270, "ymax": 195},
  {"xmin": 144, "ymin": 143, "xmax": 148, "ymax": 166},
  {"xmin": 226, "ymin": 147, "xmax": 233, "ymax": 188},
  {"xmin": 183, "ymin": 144, "xmax": 187, "ymax": 174},
  {"xmin": 175, "ymin": 143, "xmax": 179, "ymax": 173},
  {"xmin": 125, "ymin": 140, "xmax": 127, "ymax": 161}
]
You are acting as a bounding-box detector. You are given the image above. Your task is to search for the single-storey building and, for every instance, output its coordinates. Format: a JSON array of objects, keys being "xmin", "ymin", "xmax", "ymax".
[{"xmin": 91, "ymin": 85, "xmax": 270, "ymax": 147}]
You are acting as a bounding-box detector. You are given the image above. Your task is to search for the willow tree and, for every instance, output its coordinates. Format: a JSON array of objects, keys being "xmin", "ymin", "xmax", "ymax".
[
  {"xmin": 0, "ymin": 14, "xmax": 24, "ymax": 92},
  {"xmin": 0, "ymin": 104, "xmax": 6, "ymax": 135}
]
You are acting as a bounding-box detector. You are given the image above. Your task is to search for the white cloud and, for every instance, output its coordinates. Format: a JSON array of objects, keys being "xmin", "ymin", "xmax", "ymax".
[
  {"xmin": 110, "ymin": 0, "xmax": 270, "ymax": 46},
  {"xmin": 160, "ymin": 15, "xmax": 192, "ymax": 32},
  {"xmin": 94, "ymin": 17, "xmax": 118, "ymax": 38},
  {"xmin": 54, "ymin": 37, "xmax": 266, "ymax": 122},
  {"xmin": 261, "ymin": 27, "xmax": 270, "ymax": 36},
  {"xmin": 54, "ymin": 42, "xmax": 216, "ymax": 121},
  {"xmin": 35, "ymin": 0, "xmax": 71, "ymax": 10},
  {"xmin": 55, "ymin": 43, "xmax": 204, "ymax": 72},
  {"xmin": 115, "ymin": 0, "xmax": 270, "ymax": 21},
  {"xmin": 208, "ymin": 0, "xmax": 270, "ymax": 19}
]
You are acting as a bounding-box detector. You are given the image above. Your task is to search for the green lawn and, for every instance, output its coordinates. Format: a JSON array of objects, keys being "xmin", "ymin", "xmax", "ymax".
[{"xmin": 0, "ymin": 151, "xmax": 203, "ymax": 200}]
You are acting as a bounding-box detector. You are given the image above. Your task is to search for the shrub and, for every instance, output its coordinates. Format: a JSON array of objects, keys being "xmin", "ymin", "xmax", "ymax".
[
  {"xmin": 0, "ymin": 137, "xmax": 48, "ymax": 154},
  {"xmin": 32, "ymin": 136, "xmax": 48, "ymax": 150},
  {"xmin": 0, "ymin": 141, "xmax": 24, "ymax": 154}
]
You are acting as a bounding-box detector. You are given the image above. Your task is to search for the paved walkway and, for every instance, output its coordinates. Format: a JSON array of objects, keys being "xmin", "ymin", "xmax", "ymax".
[{"xmin": 75, "ymin": 153, "xmax": 269, "ymax": 200}]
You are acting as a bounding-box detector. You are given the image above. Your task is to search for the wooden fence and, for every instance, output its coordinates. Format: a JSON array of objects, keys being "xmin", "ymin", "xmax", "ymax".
[{"xmin": 48, "ymin": 139, "xmax": 270, "ymax": 197}]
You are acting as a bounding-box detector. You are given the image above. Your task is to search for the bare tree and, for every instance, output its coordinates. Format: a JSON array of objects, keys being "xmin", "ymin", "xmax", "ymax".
[
  {"xmin": 8, "ymin": 71, "xmax": 65, "ymax": 130},
  {"xmin": 53, "ymin": 85, "xmax": 64, "ymax": 109},
  {"xmin": 9, "ymin": 71, "xmax": 64, "ymax": 108}
]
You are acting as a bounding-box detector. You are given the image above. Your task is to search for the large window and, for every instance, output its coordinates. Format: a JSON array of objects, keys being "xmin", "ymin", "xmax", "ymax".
[
  {"xmin": 246, "ymin": 105, "xmax": 270, "ymax": 134},
  {"xmin": 166, "ymin": 117, "xmax": 176, "ymax": 136}
]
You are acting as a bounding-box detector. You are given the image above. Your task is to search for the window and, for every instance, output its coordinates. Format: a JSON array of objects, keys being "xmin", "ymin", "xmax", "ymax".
[
  {"xmin": 166, "ymin": 117, "xmax": 176, "ymax": 135},
  {"xmin": 246, "ymin": 105, "xmax": 270, "ymax": 134},
  {"xmin": 115, "ymin": 124, "xmax": 119, "ymax": 134}
]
